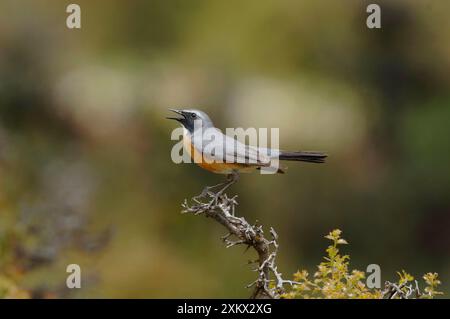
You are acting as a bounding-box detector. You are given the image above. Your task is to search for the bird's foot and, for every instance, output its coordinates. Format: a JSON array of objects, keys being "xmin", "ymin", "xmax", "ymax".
[
  {"xmin": 189, "ymin": 172, "xmax": 240, "ymax": 211},
  {"xmin": 210, "ymin": 172, "xmax": 239, "ymax": 204},
  {"xmin": 196, "ymin": 181, "xmax": 228, "ymax": 199}
]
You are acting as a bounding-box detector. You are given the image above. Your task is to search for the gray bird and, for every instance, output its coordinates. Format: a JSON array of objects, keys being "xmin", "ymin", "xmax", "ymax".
[{"xmin": 167, "ymin": 109, "xmax": 327, "ymax": 186}]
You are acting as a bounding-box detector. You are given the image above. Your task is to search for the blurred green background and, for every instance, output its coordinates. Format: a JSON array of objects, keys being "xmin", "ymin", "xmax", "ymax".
[{"xmin": 0, "ymin": 0, "xmax": 449, "ymax": 298}]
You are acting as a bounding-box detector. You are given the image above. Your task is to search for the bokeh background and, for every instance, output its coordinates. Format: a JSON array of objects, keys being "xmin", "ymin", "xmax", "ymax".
[{"xmin": 0, "ymin": 0, "xmax": 449, "ymax": 298}]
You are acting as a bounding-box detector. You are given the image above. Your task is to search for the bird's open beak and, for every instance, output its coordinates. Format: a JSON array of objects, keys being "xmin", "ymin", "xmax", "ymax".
[{"xmin": 166, "ymin": 109, "xmax": 186, "ymax": 122}]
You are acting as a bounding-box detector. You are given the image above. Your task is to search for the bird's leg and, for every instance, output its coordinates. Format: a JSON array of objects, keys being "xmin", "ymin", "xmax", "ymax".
[
  {"xmin": 213, "ymin": 171, "xmax": 240, "ymax": 200},
  {"xmin": 195, "ymin": 171, "xmax": 239, "ymax": 208},
  {"xmin": 196, "ymin": 180, "xmax": 229, "ymax": 200},
  {"xmin": 198, "ymin": 171, "xmax": 240, "ymax": 199}
]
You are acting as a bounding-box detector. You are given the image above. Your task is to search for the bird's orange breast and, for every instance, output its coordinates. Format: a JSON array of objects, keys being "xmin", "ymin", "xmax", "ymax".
[{"xmin": 183, "ymin": 132, "xmax": 254, "ymax": 174}]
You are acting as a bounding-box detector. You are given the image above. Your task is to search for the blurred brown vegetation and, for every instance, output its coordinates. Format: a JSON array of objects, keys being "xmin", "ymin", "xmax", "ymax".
[{"xmin": 0, "ymin": 0, "xmax": 449, "ymax": 297}]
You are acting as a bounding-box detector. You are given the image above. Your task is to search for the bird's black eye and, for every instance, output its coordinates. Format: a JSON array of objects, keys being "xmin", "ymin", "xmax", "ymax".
[{"xmin": 191, "ymin": 113, "xmax": 197, "ymax": 119}]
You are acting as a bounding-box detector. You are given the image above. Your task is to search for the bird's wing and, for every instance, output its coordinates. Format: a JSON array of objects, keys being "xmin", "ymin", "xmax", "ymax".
[
  {"xmin": 222, "ymin": 134, "xmax": 271, "ymax": 166},
  {"xmin": 191, "ymin": 128, "xmax": 271, "ymax": 166}
]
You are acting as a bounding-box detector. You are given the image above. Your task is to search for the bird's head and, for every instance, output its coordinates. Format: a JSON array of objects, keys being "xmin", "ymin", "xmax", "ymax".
[{"xmin": 167, "ymin": 109, "xmax": 214, "ymax": 132}]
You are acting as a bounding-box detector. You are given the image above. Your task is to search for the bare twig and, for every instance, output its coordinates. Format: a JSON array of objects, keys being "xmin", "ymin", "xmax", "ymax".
[
  {"xmin": 382, "ymin": 281, "xmax": 422, "ymax": 299},
  {"xmin": 182, "ymin": 184, "xmax": 295, "ymax": 299}
]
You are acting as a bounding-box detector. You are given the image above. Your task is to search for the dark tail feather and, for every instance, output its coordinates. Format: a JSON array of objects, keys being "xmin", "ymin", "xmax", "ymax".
[{"xmin": 279, "ymin": 151, "xmax": 327, "ymax": 163}]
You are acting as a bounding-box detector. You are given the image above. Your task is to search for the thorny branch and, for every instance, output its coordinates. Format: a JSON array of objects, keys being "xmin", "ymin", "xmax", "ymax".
[
  {"xmin": 181, "ymin": 184, "xmax": 298, "ymax": 299},
  {"xmin": 381, "ymin": 280, "xmax": 422, "ymax": 299}
]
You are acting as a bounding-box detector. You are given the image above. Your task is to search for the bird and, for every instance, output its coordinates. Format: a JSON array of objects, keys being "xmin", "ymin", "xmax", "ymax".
[{"xmin": 167, "ymin": 109, "xmax": 327, "ymax": 193}]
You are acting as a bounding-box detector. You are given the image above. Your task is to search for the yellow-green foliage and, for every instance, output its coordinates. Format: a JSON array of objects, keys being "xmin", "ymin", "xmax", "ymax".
[
  {"xmin": 0, "ymin": 275, "xmax": 29, "ymax": 299},
  {"xmin": 422, "ymin": 272, "xmax": 443, "ymax": 299},
  {"xmin": 282, "ymin": 229, "xmax": 443, "ymax": 299}
]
